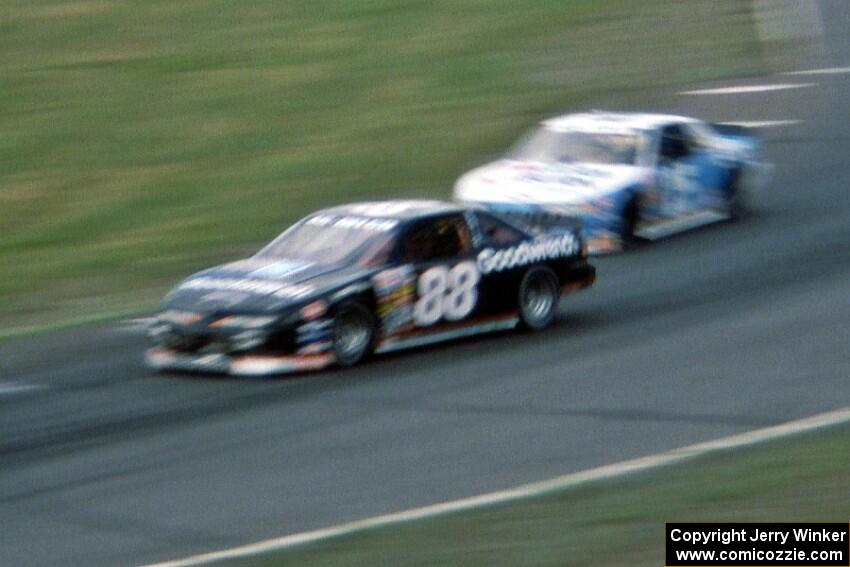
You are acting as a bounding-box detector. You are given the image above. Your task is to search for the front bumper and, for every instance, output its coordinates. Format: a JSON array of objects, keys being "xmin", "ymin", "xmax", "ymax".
[{"xmin": 145, "ymin": 347, "xmax": 334, "ymax": 377}]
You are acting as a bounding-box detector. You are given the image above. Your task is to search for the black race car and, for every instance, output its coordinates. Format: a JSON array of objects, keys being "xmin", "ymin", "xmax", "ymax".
[{"xmin": 146, "ymin": 200, "xmax": 595, "ymax": 376}]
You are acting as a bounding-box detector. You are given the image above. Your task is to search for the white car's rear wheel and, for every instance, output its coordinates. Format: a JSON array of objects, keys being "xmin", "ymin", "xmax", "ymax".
[
  {"xmin": 621, "ymin": 197, "xmax": 642, "ymax": 249},
  {"xmin": 726, "ymin": 167, "xmax": 750, "ymax": 219}
]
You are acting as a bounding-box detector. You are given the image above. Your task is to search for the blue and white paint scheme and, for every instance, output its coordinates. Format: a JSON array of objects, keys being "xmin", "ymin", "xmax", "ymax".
[{"xmin": 454, "ymin": 111, "xmax": 770, "ymax": 253}]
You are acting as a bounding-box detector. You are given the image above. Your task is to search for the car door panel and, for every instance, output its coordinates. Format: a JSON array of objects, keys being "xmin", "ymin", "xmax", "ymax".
[
  {"xmin": 399, "ymin": 215, "xmax": 491, "ymax": 330},
  {"xmin": 656, "ymin": 124, "xmax": 728, "ymax": 216}
]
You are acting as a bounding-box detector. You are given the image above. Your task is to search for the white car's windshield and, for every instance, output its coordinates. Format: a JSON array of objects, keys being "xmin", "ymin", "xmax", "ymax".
[{"xmin": 509, "ymin": 128, "xmax": 640, "ymax": 165}]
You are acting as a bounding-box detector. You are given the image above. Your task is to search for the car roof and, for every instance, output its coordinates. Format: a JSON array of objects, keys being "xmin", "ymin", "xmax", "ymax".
[
  {"xmin": 316, "ymin": 199, "xmax": 465, "ymax": 221},
  {"xmin": 542, "ymin": 111, "xmax": 699, "ymax": 134}
]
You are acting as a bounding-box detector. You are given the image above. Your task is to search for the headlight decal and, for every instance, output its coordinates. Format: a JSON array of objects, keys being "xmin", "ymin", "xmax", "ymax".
[
  {"xmin": 158, "ymin": 310, "xmax": 203, "ymax": 326},
  {"xmin": 210, "ymin": 315, "xmax": 276, "ymax": 329}
]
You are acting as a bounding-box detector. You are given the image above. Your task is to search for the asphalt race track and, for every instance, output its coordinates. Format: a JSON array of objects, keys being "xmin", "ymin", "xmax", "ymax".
[{"xmin": 1, "ymin": 3, "xmax": 849, "ymax": 566}]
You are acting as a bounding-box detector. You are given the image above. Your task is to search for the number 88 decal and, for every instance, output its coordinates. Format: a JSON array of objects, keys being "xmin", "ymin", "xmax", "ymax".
[{"xmin": 413, "ymin": 262, "xmax": 480, "ymax": 326}]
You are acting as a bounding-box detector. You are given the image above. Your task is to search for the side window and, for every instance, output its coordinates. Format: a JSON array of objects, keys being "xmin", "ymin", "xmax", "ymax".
[
  {"xmin": 404, "ymin": 216, "xmax": 472, "ymax": 262},
  {"xmin": 358, "ymin": 235, "xmax": 394, "ymax": 268},
  {"xmin": 659, "ymin": 124, "xmax": 691, "ymax": 161},
  {"xmin": 476, "ymin": 212, "xmax": 525, "ymax": 246}
]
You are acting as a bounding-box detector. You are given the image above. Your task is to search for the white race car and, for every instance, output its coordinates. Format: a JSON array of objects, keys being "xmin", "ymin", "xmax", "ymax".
[{"xmin": 454, "ymin": 111, "xmax": 770, "ymax": 253}]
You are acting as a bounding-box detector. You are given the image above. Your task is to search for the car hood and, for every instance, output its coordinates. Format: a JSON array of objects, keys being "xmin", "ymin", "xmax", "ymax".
[
  {"xmin": 455, "ymin": 159, "xmax": 648, "ymax": 207},
  {"xmin": 162, "ymin": 257, "xmax": 369, "ymax": 314}
]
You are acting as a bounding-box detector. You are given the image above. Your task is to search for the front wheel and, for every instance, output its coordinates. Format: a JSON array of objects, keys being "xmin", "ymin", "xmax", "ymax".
[
  {"xmin": 332, "ymin": 302, "xmax": 375, "ymax": 367},
  {"xmin": 518, "ymin": 267, "xmax": 559, "ymax": 331}
]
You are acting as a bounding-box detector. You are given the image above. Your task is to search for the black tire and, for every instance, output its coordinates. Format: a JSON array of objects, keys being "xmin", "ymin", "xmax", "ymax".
[
  {"xmin": 620, "ymin": 196, "xmax": 641, "ymax": 249},
  {"xmin": 726, "ymin": 167, "xmax": 749, "ymax": 220},
  {"xmin": 517, "ymin": 266, "xmax": 559, "ymax": 331},
  {"xmin": 332, "ymin": 301, "xmax": 376, "ymax": 367}
]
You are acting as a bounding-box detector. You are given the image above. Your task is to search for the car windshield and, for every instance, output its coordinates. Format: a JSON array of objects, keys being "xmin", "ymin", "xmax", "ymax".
[
  {"xmin": 508, "ymin": 128, "xmax": 640, "ymax": 165},
  {"xmin": 255, "ymin": 214, "xmax": 397, "ymax": 266}
]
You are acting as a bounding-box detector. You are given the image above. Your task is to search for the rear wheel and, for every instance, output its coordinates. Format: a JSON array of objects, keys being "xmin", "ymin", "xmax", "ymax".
[
  {"xmin": 620, "ymin": 197, "xmax": 641, "ymax": 249},
  {"xmin": 726, "ymin": 167, "xmax": 749, "ymax": 220},
  {"xmin": 332, "ymin": 302, "xmax": 375, "ymax": 367},
  {"xmin": 518, "ymin": 267, "xmax": 559, "ymax": 331}
]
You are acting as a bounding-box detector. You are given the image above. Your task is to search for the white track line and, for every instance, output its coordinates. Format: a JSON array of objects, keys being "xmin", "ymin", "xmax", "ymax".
[
  {"xmin": 118, "ymin": 317, "xmax": 154, "ymax": 333},
  {"xmin": 679, "ymin": 83, "xmax": 816, "ymax": 95},
  {"xmin": 717, "ymin": 120, "xmax": 802, "ymax": 128},
  {"xmin": 783, "ymin": 66, "xmax": 850, "ymax": 76},
  {"xmin": 0, "ymin": 381, "xmax": 44, "ymax": 397},
  {"xmin": 139, "ymin": 406, "xmax": 850, "ymax": 567}
]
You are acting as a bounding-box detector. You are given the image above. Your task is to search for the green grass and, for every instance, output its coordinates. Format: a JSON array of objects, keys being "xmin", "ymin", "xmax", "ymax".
[
  {"xmin": 223, "ymin": 422, "xmax": 850, "ymax": 567},
  {"xmin": 0, "ymin": 0, "xmax": 762, "ymax": 329}
]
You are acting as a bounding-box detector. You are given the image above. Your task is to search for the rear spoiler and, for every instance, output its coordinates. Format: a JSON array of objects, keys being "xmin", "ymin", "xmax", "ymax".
[{"xmin": 709, "ymin": 123, "xmax": 754, "ymax": 137}]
